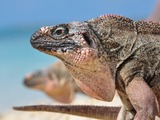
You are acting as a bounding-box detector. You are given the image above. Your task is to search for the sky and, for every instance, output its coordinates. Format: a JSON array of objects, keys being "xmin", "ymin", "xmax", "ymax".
[{"xmin": 0, "ymin": 0, "xmax": 157, "ymax": 29}]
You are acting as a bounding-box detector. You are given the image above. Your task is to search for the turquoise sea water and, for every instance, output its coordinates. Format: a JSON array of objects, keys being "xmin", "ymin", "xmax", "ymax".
[{"xmin": 0, "ymin": 27, "xmax": 58, "ymax": 113}]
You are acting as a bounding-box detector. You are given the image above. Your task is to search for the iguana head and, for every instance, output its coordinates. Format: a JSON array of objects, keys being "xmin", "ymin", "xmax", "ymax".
[
  {"xmin": 30, "ymin": 22, "xmax": 98, "ymax": 65},
  {"xmin": 24, "ymin": 69, "xmax": 48, "ymax": 88},
  {"xmin": 30, "ymin": 21, "xmax": 115, "ymax": 101}
]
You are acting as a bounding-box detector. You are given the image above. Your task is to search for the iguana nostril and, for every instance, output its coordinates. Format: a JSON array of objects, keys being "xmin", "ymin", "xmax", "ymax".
[{"xmin": 40, "ymin": 26, "xmax": 49, "ymax": 34}]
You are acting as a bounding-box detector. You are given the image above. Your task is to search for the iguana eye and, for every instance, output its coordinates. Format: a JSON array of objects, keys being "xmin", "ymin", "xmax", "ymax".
[{"xmin": 52, "ymin": 26, "xmax": 68, "ymax": 38}]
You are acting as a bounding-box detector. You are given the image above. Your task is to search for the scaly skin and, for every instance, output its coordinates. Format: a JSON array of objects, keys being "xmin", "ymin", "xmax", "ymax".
[
  {"xmin": 14, "ymin": 15, "xmax": 160, "ymax": 119},
  {"xmin": 13, "ymin": 105, "xmax": 120, "ymax": 120},
  {"xmin": 24, "ymin": 61, "xmax": 83, "ymax": 103}
]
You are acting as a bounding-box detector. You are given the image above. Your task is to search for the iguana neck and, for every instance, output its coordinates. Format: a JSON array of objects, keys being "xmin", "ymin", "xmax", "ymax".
[
  {"xmin": 61, "ymin": 20, "xmax": 137, "ymax": 100},
  {"xmin": 86, "ymin": 15, "xmax": 139, "ymax": 74},
  {"xmin": 64, "ymin": 57, "xmax": 115, "ymax": 101}
]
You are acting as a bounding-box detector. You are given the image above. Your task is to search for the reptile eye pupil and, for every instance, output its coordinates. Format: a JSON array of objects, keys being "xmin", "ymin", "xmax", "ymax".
[{"xmin": 56, "ymin": 29, "xmax": 63, "ymax": 35}]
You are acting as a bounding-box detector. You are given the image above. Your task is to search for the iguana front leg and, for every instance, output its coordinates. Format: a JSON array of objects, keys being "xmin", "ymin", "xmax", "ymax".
[{"xmin": 125, "ymin": 77, "xmax": 159, "ymax": 120}]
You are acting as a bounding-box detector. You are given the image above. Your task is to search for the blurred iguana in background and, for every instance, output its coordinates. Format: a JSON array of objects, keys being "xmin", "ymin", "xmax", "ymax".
[{"xmin": 24, "ymin": 61, "xmax": 82, "ymax": 103}]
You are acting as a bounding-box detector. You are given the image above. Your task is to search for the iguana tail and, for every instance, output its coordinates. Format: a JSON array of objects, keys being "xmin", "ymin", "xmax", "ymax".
[{"xmin": 13, "ymin": 105, "xmax": 120, "ymax": 120}]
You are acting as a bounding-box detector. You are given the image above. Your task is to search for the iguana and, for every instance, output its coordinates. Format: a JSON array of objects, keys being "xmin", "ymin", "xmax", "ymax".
[
  {"xmin": 14, "ymin": 15, "xmax": 160, "ymax": 120},
  {"xmin": 24, "ymin": 61, "xmax": 83, "ymax": 103}
]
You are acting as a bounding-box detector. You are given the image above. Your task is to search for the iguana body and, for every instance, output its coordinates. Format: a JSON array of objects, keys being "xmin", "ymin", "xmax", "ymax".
[
  {"xmin": 15, "ymin": 15, "xmax": 160, "ymax": 119},
  {"xmin": 24, "ymin": 61, "xmax": 83, "ymax": 103}
]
